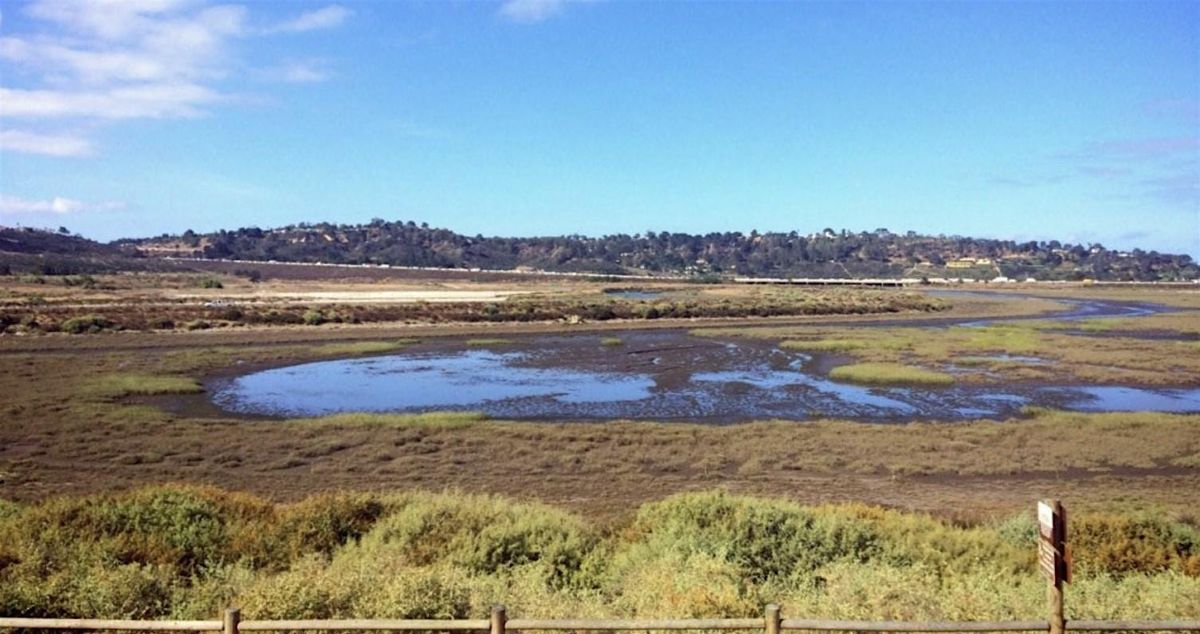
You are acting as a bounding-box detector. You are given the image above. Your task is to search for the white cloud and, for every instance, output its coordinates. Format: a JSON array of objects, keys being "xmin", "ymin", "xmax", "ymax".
[
  {"xmin": 25, "ymin": 0, "xmax": 195, "ymax": 41},
  {"xmin": 9, "ymin": 2, "xmax": 246, "ymax": 85},
  {"xmin": 0, "ymin": 195, "xmax": 124, "ymax": 215},
  {"xmin": 1, "ymin": 84, "xmax": 221, "ymax": 119},
  {"xmin": 0, "ymin": 1, "xmax": 349, "ymax": 156},
  {"xmin": 0, "ymin": 129, "xmax": 94, "ymax": 156},
  {"xmin": 498, "ymin": 0, "xmax": 569, "ymax": 23},
  {"xmin": 265, "ymin": 5, "xmax": 351, "ymax": 34}
]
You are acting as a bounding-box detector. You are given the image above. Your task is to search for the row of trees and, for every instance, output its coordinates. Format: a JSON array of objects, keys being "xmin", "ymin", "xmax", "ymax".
[{"xmin": 109, "ymin": 221, "xmax": 1198, "ymax": 281}]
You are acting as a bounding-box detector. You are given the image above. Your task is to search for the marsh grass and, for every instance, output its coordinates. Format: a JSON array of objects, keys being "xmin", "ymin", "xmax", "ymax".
[
  {"xmin": 1075, "ymin": 318, "xmax": 1121, "ymax": 332},
  {"xmin": 700, "ymin": 317, "xmax": 1200, "ymax": 386},
  {"xmin": 2, "ymin": 286, "xmax": 946, "ymax": 334},
  {"xmin": 84, "ymin": 374, "xmax": 204, "ymax": 399},
  {"xmin": 956, "ymin": 325, "xmax": 1042, "ymax": 353},
  {"xmin": 829, "ymin": 363, "xmax": 955, "ymax": 386},
  {"xmin": 779, "ymin": 339, "xmax": 868, "ymax": 352},
  {"xmin": 465, "ymin": 338, "xmax": 514, "ymax": 346},
  {"xmin": 289, "ymin": 412, "xmax": 488, "ymax": 430},
  {"xmin": 311, "ymin": 340, "xmax": 417, "ymax": 356}
]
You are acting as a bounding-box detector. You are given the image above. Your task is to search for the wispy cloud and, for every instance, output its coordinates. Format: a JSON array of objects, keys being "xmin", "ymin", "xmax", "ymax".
[
  {"xmin": 1, "ymin": 84, "xmax": 223, "ymax": 119},
  {"xmin": 0, "ymin": 195, "xmax": 124, "ymax": 215},
  {"xmin": 990, "ymin": 133, "xmax": 1199, "ymax": 212},
  {"xmin": 1076, "ymin": 165, "xmax": 1132, "ymax": 180},
  {"xmin": 1141, "ymin": 171, "xmax": 1200, "ymax": 206},
  {"xmin": 1072, "ymin": 136, "xmax": 1200, "ymax": 161},
  {"xmin": 265, "ymin": 5, "xmax": 352, "ymax": 34},
  {"xmin": 1141, "ymin": 98, "xmax": 1200, "ymax": 124},
  {"xmin": 264, "ymin": 59, "xmax": 331, "ymax": 84},
  {"xmin": 0, "ymin": 1, "xmax": 351, "ymax": 156},
  {"xmin": 987, "ymin": 173, "xmax": 1068, "ymax": 188},
  {"xmin": 5, "ymin": 2, "xmax": 247, "ymax": 86},
  {"xmin": 498, "ymin": 0, "xmax": 570, "ymax": 23},
  {"xmin": 0, "ymin": 128, "xmax": 94, "ymax": 156}
]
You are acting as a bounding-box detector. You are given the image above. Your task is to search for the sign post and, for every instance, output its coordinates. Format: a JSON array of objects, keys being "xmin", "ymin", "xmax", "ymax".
[{"xmin": 1038, "ymin": 500, "xmax": 1068, "ymax": 634}]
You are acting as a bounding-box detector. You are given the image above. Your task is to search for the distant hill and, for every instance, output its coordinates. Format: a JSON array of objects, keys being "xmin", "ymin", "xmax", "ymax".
[
  {"xmin": 3, "ymin": 222, "xmax": 1195, "ymax": 281},
  {"xmin": 0, "ymin": 226, "xmax": 171, "ymax": 275},
  {"xmin": 117, "ymin": 220, "xmax": 1198, "ymax": 282},
  {"xmin": 0, "ymin": 226, "xmax": 123, "ymax": 257}
]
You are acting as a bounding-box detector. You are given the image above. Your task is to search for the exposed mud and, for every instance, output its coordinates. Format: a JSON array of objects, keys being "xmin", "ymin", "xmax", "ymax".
[
  {"xmin": 129, "ymin": 290, "xmax": 1195, "ymax": 423},
  {"xmin": 207, "ymin": 329, "xmax": 1200, "ymax": 423}
]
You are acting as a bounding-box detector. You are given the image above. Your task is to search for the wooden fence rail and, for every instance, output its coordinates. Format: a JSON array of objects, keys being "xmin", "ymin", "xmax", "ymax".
[{"xmin": 2, "ymin": 607, "xmax": 1198, "ymax": 633}]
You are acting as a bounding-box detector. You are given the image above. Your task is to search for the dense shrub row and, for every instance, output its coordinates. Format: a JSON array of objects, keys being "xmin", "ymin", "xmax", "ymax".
[
  {"xmin": 0, "ymin": 487, "xmax": 1197, "ymax": 620},
  {"xmin": 0, "ymin": 292, "xmax": 946, "ymax": 335}
]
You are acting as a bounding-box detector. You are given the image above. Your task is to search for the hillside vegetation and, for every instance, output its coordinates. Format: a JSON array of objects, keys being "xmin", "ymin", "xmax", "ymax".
[
  {"xmin": 1, "ymin": 487, "xmax": 1197, "ymax": 621},
  {"xmin": 129, "ymin": 221, "xmax": 1197, "ymax": 281},
  {"xmin": 7, "ymin": 221, "xmax": 1194, "ymax": 280},
  {"xmin": 0, "ymin": 227, "xmax": 177, "ymax": 276}
]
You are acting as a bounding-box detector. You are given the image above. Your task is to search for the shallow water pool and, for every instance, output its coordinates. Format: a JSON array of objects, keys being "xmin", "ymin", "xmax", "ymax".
[{"xmin": 212, "ymin": 331, "xmax": 1200, "ymax": 422}]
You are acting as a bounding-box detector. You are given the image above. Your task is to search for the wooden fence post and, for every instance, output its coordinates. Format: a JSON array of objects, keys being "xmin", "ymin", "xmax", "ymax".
[
  {"xmin": 1048, "ymin": 573, "xmax": 1065, "ymax": 634},
  {"xmin": 765, "ymin": 604, "xmax": 780, "ymax": 634},
  {"xmin": 491, "ymin": 605, "xmax": 507, "ymax": 634},
  {"xmin": 222, "ymin": 608, "xmax": 240, "ymax": 634}
]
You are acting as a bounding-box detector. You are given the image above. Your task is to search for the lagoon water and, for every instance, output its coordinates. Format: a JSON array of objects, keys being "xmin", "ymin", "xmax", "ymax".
[
  {"xmin": 212, "ymin": 337, "xmax": 1200, "ymax": 422},
  {"xmin": 214, "ymin": 350, "xmax": 656, "ymax": 417},
  {"xmin": 212, "ymin": 292, "xmax": 1200, "ymax": 422}
]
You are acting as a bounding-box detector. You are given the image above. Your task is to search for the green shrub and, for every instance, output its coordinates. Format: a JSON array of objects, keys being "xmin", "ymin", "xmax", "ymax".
[
  {"xmin": 302, "ymin": 310, "xmax": 326, "ymax": 326},
  {"xmin": 62, "ymin": 275, "xmax": 98, "ymax": 289},
  {"xmin": 148, "ymin": 317, "xmax": 175, "ymax": 330},
  {"xmin": 0, "ymin": 486, "xmax": 272, "ymax": 585},
  {"xmin": 3, "ymin": 487, "xmax": 1200, "ymax": 621},
  {"xmin": 611, "ymin": 492, "xmax": 881, "ymax": 586},
  {"xmin": 347, "ymin": 565, "xmax": 474, "ymax": 619},
  {"xmin": 995, "ymin": 513, "xmax": 1037, "ymax": 548},
  {"xmin": 270, "ymin": 493, "xmax": 388, "ymax": 563},
  {"xmin": 0, "ymin": 499, "xmax": 21, "ymax": 522},
  {"xmin": 1070, "ymin": 514, "xmax": 1200, "ymax": 576},
  {"xmin": 358, "ymin": 492, "xmax": 595, "ymax": 588},
  {"xmin": 258, "ymin": 310, "xmax": 304, "ymax": 325},
  {"xmin": 60, "ymin": 314, "xmax": 113, "ymax": 334},
  {"xmin": 237, "ymin": 554, "xmax": 354, "ymax": 619}
]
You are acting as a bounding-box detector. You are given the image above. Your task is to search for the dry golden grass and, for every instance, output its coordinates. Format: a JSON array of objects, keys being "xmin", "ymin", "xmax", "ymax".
[{"xmin": 291, "ymin": 411, "xmax": 487, "ymax": 429}]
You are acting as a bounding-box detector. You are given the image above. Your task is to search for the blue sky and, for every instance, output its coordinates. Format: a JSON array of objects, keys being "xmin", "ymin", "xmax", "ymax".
[{"xmin": 1, "ymin": 0, "xmax": 1197, "ymax": 256}]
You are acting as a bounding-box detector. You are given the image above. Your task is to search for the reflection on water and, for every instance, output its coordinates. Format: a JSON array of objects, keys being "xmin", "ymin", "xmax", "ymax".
[
  {"xmin": 1065, "ymin": 386, "xmax": 1200, "ymax": 413},
  {"xmin": 213, "ymin": 334, "xmax": 1200, "ymax": 422},
  {"xmin": 957, "ymin": 354, "xmax": 1050, "ymax": 365},
  {"xmin": 213, "ymin": 350, "xmax": 655, "ymax": 417},
  {"xmin": 603, "ymin": 289, "xmax": 666, "ymax": 300}
]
